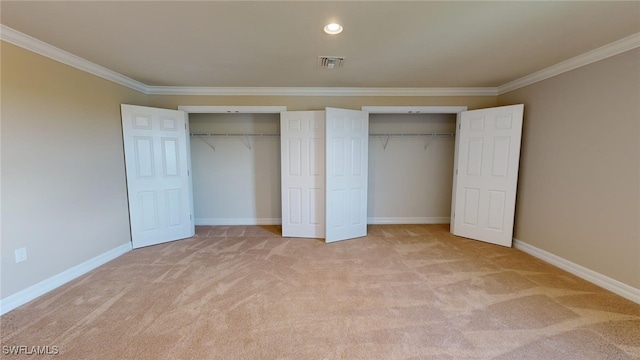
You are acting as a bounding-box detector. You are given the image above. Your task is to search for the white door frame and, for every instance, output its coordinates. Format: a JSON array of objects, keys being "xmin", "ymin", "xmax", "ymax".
[
  {"xmin": 178, "ymin": 106, "xmax": 287, "ymax": 114},
  {"xmin": 178, "ymin": 105, "xmax": 287, "ymax": 226},
  {"xmin": 179, "ymin": 105, "xmax": 468, "ymax": 231},
  {"xmin": 362, "ymin": 105, "xmax": 468, "ymax": 226},
  {"xmin": 362, "ymin": 106, "xmax": 467, "ymax": 114}
]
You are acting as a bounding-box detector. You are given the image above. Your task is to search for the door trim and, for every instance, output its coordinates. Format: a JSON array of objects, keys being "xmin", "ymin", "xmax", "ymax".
[
  {"xmin": 178, "ymin": 105, "xmax": 286, "ymax": 114},
  {"xmin": 361, "ymin": 106, "xmax": 467, "ymax": 114}
]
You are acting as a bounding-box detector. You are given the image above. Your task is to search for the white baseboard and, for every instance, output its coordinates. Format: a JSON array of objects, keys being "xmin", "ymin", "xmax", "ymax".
[
  {"xmin": 513, "ymin": 239, "xmax": 640, "ymax": 304},
  {"xmin": 367, "ymin": 217, "xmax": 450, "ymax": 224},
  {"xmin": 195, "ymin": 218, "xmax": 282, "ymax": 226},
  {"xmin": 0, "ymin": 242, "xmax": 132, "ymax": 316}
]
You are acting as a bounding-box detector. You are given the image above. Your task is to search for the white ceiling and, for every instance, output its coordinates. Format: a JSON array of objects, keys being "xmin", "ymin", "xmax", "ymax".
[{"xmin": 1, "ymin": 1, "xmax": 639, "ymax": 89}]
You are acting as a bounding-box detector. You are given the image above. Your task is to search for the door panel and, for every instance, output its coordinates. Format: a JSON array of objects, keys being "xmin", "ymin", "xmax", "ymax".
[
  {"xmin": 161, "ymin": 138, "xmax": 180, "ymax": 176},
  {"xmin": 121, "ymin": 104, "xmax": 194, "ymax": 248},
  {"xmin": 325, "ymin": 108, "xmax": 369, "ymax": 243},
  {"xmin": 451, "ymin": 104, "xmax": 524, "ymax": 247},
  {"xmin": 281, "ymin": 111, "xmax": 326, "ymax": 238}
]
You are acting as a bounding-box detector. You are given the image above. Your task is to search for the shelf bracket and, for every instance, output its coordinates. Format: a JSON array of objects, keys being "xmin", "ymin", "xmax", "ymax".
[
  {"xmin": 382, "ymin": 135, "xmax": 391, "ymax": 150},
  {"xmin": 424, "ymin": 136, "xmax": 435, "ymax": 151},
  {"xmin": 241, "ymin": 134, "xmax": 252, "ymax": 152},
  {"xmin": 197, "ymin": 136, "xmax": 216, "ymax": 152}
]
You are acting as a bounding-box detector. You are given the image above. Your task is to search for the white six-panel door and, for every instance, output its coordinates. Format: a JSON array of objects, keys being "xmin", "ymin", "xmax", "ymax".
[
  {"xmin": 325, "ymin": 108, "xmax": 369, "ymax": 243},
  {"xmin": 121, "ymin": 104, "xmax": 194, "ymax": 249},
  {"xmin": 280, "ymin": 111, "xmax": 326, "ymax": 238},
  {"xmin": 451, "ymin": 104, "xmax": 524, "ymax": 247},
  {"xmin": 120, "ymin": 103, "xmax": 518, "ymax": 248},
  {"xmin": 280, "ymin": 108, "xmax": 369, "ymax": 242}
]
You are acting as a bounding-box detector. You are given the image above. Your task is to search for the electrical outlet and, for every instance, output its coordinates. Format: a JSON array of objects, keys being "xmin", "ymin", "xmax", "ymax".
[{"xmin": 15, "ymin": 247, "xmax": 27, "ymax": 263}]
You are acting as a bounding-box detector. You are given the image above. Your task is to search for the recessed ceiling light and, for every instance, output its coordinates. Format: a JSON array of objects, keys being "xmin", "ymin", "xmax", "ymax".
[{"xmin": 324, "ymin": 23, "xmax": 343, "ymax": 35}]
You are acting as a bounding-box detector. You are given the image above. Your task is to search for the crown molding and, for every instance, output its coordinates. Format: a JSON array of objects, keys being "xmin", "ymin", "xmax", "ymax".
[
  {"xmin": 0, "ymin": 25, "xmax": 496, "ymax": 97},
  {"xmin": 498, "ymin": 32, "xmax": 640, "ymax": 95},
  {"xmin": 3, "ymin": 25, "xmax": 637, "ymax": 98},
  {"xmin": 146, "ymin": 86, "xmax": 497, "ymax": 97},
  {"xmin": 0, "ymin": 24, "xmax": 148, "ymax": 93}
]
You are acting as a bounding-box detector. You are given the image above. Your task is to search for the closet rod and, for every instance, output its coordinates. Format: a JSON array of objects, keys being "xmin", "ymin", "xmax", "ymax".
[
  {"xmin": 190, "ymin": 133, "xmax": 280, "ymax": 137},
  {"xmin": 369, "ymin": 133, "xmax": 455, "ymax": 137}
]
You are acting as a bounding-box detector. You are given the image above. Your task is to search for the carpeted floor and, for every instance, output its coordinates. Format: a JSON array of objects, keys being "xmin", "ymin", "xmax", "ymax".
[{"xmin": 1, "ymin": 224, "xmax": 639, "ymax": 359}]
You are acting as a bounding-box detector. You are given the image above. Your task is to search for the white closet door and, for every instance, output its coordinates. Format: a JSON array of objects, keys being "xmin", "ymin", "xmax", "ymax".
[
  {"xmin": 325, "ymin": 108, "xmax": 369, "ymax": 243},
  {"xmin": 451, "ymin": 104, "xmax": 524, "ymax": 247},
  {"xmin": 280, "ymin": 111, "xmax": 326, "ymax": 238},
  {"xmin": 121, "ymin": 104, "xmax": 194, "ymax": 248}
]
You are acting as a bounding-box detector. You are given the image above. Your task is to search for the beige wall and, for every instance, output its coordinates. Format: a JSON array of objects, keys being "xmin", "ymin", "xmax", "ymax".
[
  {"xmin": 1, "ymin": 42, "xmax": 148, "ymax": 298},
  {"xmin": 498, "ymin": 49, "xmax": 640, "ymax": 289}
]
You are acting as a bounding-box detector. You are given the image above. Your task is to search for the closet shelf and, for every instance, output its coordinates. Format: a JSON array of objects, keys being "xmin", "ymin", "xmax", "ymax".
[
  {"xmin": 191, "ymin": 133, "xmax": 454, "ymax": 137},
  {"xmin": 369, "ymin": 133, "xmax": 455, "ymax": 137},
  {"xmin": 190, "ymin": 133, "xmax": 280, "ymax": 137},
  {"xmin": 370, "ymin": 133, "xmax": 455, "ymax": 150}
]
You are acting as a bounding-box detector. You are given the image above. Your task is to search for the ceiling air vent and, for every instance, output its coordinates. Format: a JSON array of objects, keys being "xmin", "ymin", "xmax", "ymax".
[{"xmin": 318, "ymin": 56, "xmax": 345, "ymax": 69}]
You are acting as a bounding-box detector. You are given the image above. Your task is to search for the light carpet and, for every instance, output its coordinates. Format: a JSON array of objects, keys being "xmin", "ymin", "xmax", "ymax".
[{"xmin": 2, "ymin": 224, "xmax": 639, "ymax": 359}]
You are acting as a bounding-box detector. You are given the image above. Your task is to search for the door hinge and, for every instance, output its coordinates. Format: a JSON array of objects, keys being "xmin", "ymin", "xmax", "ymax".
[
  {"xmin": 187, "ymin": 170, "xmax": 190, "ymax": 176},
  {"xmin": 456, "ymin": 169, "xmax": 458, "ymax": 175},
  {"xmin": 458, "ymin": 123, "xmax": 461, "ymax": 130}
]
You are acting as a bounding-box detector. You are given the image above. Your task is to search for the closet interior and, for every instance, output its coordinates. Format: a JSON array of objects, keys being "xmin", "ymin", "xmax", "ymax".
[
  {"xmin": 367, "ymin": 113, "xmax": 456, "ymax": 224},
  {"xmin": 188, "ymin": 111, "xmax": 457, "ymax": 226},
  {"xmin": 189, "ymin": 112, "xmax": 282, "ymax": 225}
]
